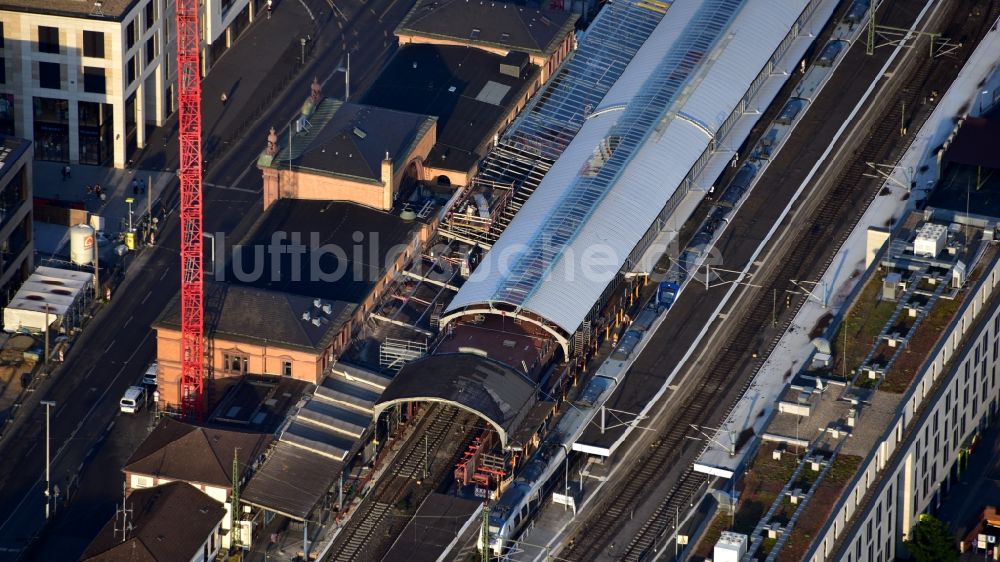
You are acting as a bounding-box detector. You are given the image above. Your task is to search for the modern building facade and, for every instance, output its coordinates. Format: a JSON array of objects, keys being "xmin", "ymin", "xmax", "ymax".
[
  {"xmin": 0, "ymin": 0, "xmax": 266, "ymax": 168},
  {"xmin": 0, "ymin": 0, "xmax": 169, "ymax": 167},
  {"xmin": 717, "ymin": 213, "xmax": 1000, "ymax": 562},
  {"xmin": 821, "ymin": 219, "xmax": 1000, "ymax": 562},
  {"xmin": 0, "ymin": 136, "xmax": 32, "ymax": 311}
]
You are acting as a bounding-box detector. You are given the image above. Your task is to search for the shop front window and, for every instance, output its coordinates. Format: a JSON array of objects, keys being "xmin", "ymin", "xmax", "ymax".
[
  {"xmin": 33, "ymin": 97, "xmax": 69, "ymax": 162},
  {"xmin": 125, "ymin": 92, "xmax": 137, "ymax": 160},
  {"xmin": 78, "ymin": 101, "xmax": 113, "ymax": 165}
]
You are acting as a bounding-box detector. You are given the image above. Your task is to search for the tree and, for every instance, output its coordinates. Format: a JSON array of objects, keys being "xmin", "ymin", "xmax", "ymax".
[{"xmin": 904, "ymin": 514, "xmax": 958, "ymax": 562}]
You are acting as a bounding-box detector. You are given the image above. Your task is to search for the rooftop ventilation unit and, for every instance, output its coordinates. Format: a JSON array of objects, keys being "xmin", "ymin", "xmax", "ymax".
[{"xmin": 914, "ymin": 223, "xmax": 946, "ymax": 257}]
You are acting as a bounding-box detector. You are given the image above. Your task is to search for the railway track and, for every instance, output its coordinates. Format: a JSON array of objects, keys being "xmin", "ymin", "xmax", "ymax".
[
  {"xmin": 326, "ymin": 404, "xmax": 473, "ymax": 562},
  {"xmin": 561, "ymin": 0, "xmax": 1000, "ymax": 560}
]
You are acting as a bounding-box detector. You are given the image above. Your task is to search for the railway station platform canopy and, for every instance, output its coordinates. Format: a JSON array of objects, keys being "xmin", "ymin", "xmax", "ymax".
[
  {"xmin": 373, "ymin": 353, "xmax": 539, "ymax": 449},
  {"xmin": 444, "ymin": 0, "xmax": 822, "ymax": 354}
]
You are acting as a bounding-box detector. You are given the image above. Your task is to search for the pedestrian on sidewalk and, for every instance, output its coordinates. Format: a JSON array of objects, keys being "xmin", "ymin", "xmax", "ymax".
[
  {"xmin": 138, "ymin": 178, "xmax": 146, "ymax": 195},
  {"xmin": 61, "ymin": 165, "xmax": 71, "ymax": 181},
  {"xmin": 220, "ymin": 92, "xmax": 228, "ymax": 105},
  {"xmin": 131, "ymin": 178, "xmax": 139, "ymax": 195},
  {"xmin": 267, "ymin": 0, "xmax": 273, "ymax": 18}
]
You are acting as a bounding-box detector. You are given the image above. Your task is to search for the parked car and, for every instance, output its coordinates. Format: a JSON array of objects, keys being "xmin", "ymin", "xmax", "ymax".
[
  {"xmin": 120, "ymin": 386, "xmax": 147, "ymax": 414},
  {"xmin": 142, "ymin": 361, "xmax": 158, "ymax": 387}
]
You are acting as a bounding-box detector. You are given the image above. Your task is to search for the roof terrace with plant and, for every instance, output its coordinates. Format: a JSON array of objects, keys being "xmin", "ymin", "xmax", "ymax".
[{"xmin": 695, "ymin": 214, "xmax": 999, "ymax": 561}]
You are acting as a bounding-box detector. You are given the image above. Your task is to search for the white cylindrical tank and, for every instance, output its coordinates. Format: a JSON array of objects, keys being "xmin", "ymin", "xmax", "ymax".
[{"xmin": 70, "ymin": 224, "xmax": 95, "ymax": 266}]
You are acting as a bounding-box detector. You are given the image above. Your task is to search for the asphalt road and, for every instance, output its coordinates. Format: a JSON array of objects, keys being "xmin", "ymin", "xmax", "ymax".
[{"xmin": 0, "ymin": 0, "xmax": 416, "ymax": 558}]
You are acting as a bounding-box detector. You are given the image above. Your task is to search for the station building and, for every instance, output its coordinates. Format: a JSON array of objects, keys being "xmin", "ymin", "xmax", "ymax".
[
  {"xmin": 258, "ymin": 89, "xmax": 438, "ymax": 212},
  {"xmin": 361, "ymin": 42, "xmax": 541, "ymax": 188},
  {"xmin": 394, "ymin": 0, "xmax": 578, "ymax": 84},
  {"xmin": 153, "ymin": 281, "xmax": 357, "ymax": 408},
  {"xmin": 153, "ymin": 196, "xmax": 436, "ymax": 411},
  {"xmin": 0, "ymin": 0, "xmax": 265, "ymax": 167}
]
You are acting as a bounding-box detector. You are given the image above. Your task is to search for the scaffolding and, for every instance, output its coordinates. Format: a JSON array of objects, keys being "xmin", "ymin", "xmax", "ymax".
[
  {"xmin": 379, "ymin": 338, "xmax": 427, "ymax": 372},
  {"xmin": 440, "ymin": 179, "xmax": 515, "ymax": 249}
]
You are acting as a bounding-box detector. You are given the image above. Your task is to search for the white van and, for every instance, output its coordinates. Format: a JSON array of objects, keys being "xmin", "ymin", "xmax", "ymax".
[{"xmin": 120, "ymin": 386, "xmax": 146, "ymax": 414}]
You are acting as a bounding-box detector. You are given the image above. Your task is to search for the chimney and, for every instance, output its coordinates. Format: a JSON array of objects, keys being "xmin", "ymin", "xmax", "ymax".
[{"xmin": 382, "ymin": 152, "xmax": 394, "ymax": 210}]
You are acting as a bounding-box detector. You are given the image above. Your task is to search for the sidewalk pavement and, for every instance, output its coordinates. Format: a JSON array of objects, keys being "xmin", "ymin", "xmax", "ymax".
[
  {"xmin": 134, "ymin": 0, "xmax": 324, "ymax": 174},
  {"xmin": 32, "ymin": 162, "xmax": 174, "ymax": 262}
]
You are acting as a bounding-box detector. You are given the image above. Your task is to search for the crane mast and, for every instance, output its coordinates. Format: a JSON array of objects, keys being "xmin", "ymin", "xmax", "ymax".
[{"xmin": 175, "ymin": 0, "xmax": 205, "ymax": 420}]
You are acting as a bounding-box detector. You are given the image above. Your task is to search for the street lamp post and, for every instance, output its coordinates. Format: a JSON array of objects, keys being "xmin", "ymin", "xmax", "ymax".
[
  {"xmin": 982, "ymin": 90, "xmax": 991, "ymax": 115},
  {"xmin": 300, "ymin": 37, "xmax": 307, "ymax": 65},
  {"xmin": 125, "ymin": 197, "xmax": 135, "ymax": 232},
  {"xmin": 93, "ymin": 229, "xmax": 101, "ymax": 301},
  {"xmin": 42, "ymin": 305, "xmax": 50, "ymax": 364},
  {"xmin": 41, "ymin": 400, "xmax": 56, "ymax": 520}
]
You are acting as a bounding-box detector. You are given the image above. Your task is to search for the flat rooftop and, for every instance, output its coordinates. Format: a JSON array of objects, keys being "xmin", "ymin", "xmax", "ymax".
[
  {"xmin": 210, "ymin": 376, "xmax": 312, "ymax": 433},
  {"xmin": 228, "ymin": 198, "xmax": 422, "ymax": 303},
  {"xmin": 396, "ymin": 0, "xmax": 577, "ymax": 57},
  {"xmin": 362, "ymin": 43, "xmax": 539, "ymax": 174},
  {"xmin": 811, "ymin": 214, "xmax": 997, "ymax": 395},
  {"xmin": 927, "ymin": 112, "xmax": 1000, "ymax": 221},
  {"xmin": 0, "ymin": 0, "xmax": 138, "ymax": 19},
  {"xmin": 714, "ymin": 214, "xmax": 1000, "ymax": 561}
]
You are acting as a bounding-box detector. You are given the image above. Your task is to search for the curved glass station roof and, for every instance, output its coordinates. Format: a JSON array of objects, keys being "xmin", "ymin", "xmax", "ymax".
[
  {"xmin": 450, "ymin": 0, "xmax": 816, "ymax": 336},
  {"xmin": 490, "ymin": 0, "xmax": 743, "ymax": 309}
]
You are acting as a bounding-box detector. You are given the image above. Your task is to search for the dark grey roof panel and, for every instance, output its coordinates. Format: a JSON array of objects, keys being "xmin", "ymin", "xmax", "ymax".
[
  {"xmin": 300, "ymin": 400, "xmax": 371, "ymax": 436},
  {"xmin": 283, "ymin": 421, "xmax": 353, "ymax": 460},
  {"xmin": 243, "ymin": 442, "xmax": 342, "ymax": 520},
  {"xmin": 316, "ymin": 377, "xmax": 381, "ymax": 410},
  {"xmin": 374, "ymin": 353, "xmax": 537, "ymax": 446},
  {"xmin": 331, "ymin": 362, "xmax": 393, "ymax": 389}
]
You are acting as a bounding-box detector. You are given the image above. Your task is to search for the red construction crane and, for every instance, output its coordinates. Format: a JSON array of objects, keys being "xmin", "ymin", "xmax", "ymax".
[{"xmin": 175, "ymin": 0, "xmax": 205, "ymax": 420}]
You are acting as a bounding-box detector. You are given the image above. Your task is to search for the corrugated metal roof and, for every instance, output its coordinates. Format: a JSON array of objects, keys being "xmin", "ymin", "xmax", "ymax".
[{"xmin": 448, "ymin": 0, "xmax": 808, "ymax": 335}]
